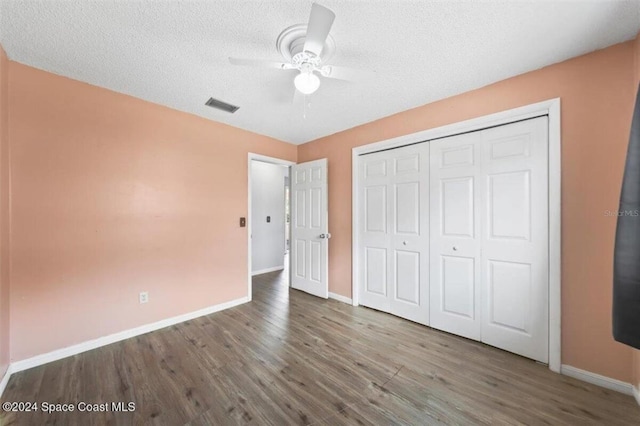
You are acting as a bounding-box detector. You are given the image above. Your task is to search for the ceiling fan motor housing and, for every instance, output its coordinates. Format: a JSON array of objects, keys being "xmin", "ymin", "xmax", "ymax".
[
  {"xmin": 292, "ymin": 52, "xmax": 321, "ymax": 69},
  {"xmin": 276, "ymin": 24, "xmax": 335, "ymax": 64}
]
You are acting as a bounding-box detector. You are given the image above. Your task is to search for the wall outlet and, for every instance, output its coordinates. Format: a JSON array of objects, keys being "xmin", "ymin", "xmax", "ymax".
[{"xmin": 139, "ymin": 291, "xmax": 149, "ymax": 304}]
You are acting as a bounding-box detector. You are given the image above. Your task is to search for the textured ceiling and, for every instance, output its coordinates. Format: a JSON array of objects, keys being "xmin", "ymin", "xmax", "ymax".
[{"xmin": 1, "ymin": 1, "xmax": 639, "ymax": 144}]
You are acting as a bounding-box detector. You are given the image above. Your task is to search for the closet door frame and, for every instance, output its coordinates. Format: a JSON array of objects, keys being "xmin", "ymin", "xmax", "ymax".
[{"xmin": 352, "ymin": 98, "xmax": 561, "ymax": 373}]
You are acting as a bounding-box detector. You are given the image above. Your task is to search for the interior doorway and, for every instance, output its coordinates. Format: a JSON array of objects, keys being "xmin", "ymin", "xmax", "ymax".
[{"xmin": 247, "ymin": 154, "xmax": 295, "ymax": 301}]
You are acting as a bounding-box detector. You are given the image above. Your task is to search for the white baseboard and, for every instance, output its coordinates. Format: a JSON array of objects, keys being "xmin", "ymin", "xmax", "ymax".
[
  {"xmin": 0, "ymin": 365, "xmax": 12, "ymax": 397},
  {"xmin": 633, "ymin": 385, "xmax": 639, "ymax": 406},
  {"xmin": 10, "ymin": 296, "xmax": 249, "ymax": 374},
  {"xmin": 329, "ymin": 292, "xmax": 353, "ymax": 305},
  {"xmin": 561, "ymin": 365, "xmax": 634, "ymax": 396},
  {"xmin": 251, "ymin": 266, "xmax": 284, "ymax": 276}
]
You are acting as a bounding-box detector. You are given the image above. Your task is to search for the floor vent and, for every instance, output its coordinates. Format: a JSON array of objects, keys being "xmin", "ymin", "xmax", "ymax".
[{"xmin": 205, "ymin": 97, "xmax": 240, "ymax": 113}]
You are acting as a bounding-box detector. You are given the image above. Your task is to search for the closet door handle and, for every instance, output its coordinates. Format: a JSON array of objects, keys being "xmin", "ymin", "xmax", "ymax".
[{"xmin": 453, "ymin": 246, "xmax": 458, "ymax": 251}]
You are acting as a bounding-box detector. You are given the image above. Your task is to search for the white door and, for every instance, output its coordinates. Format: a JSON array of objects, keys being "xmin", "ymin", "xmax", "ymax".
[
  {"xmin": 358, "ymin": 143, "xmax": 430, "ymax": 325},
  {"xmin": 480, "ymin": 117, "xmax": 549, "ymax": 363},
  {"xmin": 429, "ymin": 132, "xmax": 483, "ymax": 340},
  {"xmin": 291, "ymin": 159, "xmax": 329, "ymax": 299}
]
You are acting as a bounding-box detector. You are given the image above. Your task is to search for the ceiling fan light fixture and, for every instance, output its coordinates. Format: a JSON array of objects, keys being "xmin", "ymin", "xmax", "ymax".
[{"xmin": 294, "ymin": 70, "xmax": 320, "ymax": 95}]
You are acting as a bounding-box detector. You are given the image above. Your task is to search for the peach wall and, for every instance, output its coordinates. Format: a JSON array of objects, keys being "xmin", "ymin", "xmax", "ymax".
[
  {"xmin": 8, "ymin": 62, "xmax": 296, "ymax": 362},
  {"xmin": 633, "ymin": 33, "xmax": 640, "ymax": 394},
  {"xmin": 0, "ymin": 46, "xmax": 9, "ymax": 378},
  {"xmin": 299, "ymin": 41, "xmax": 636, "ymax": 383}
]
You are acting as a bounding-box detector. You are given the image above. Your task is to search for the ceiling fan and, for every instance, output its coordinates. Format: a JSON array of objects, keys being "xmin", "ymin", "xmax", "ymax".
[{"xmin": 229, "ymin": 3, "xmax": 365, "ymax": 96}]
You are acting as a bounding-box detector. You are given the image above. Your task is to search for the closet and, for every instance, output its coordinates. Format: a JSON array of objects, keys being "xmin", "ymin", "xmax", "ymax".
[{"xmin": 358, "ymin": 116, "xmax": 549, "ymax": 363}]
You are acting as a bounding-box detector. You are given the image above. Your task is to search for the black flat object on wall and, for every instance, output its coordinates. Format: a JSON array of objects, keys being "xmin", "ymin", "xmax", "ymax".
[{"xmin": 613, "ymin": 84, "xmax": 640, "ymax": 350}]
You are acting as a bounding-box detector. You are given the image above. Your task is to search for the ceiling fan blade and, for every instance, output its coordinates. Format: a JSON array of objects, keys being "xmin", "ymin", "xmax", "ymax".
[
  {"xmin": 303, "ymin": 3, "xmax": 335, "ymax": 57},
  {"xmin": 229, "ymin": 57, "xmax": 294, "ymax": 70},
  {"xmin": 320, "ymin": 65, "xmax": 373, "ymax": 81}
]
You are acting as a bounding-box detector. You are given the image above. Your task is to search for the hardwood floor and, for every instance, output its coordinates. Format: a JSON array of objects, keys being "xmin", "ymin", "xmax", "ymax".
[{"xmin": 2, "ymin": 270, "xmax": 639, "ymax": 425}]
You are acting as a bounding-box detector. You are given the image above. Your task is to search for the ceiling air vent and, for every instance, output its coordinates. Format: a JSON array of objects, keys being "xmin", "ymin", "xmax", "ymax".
[{"xmin": 205, "ymin": 97, "xmax": 240, "ymax": 113}]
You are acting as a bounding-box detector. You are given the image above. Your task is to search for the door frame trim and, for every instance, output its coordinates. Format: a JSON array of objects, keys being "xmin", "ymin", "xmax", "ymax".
[
  {"xmin": 247, "ymin": 153, "xmax": 296, "ymax": 302},
  {"xmin": 351, "ymin": 98, "xmax": 561, "ymax": 373}
]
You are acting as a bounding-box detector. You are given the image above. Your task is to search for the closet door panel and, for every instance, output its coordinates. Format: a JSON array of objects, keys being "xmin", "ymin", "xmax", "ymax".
[
  {"xmin": 429, "ymin": 133, "xmax": 482, "ymax": 340},
  {"xmin": 388, "ymin": 145, "xmax": 430, "ymax": 325},
  {"xmin": 358, "ymin": 143, "xmax": 430, "ymax": 325},
  {"xmin": 480, "ymin": 117, "xmax": 549, "ymax": 363},
  {"xmin": 359, "ymin": 154, "xmax": 392, "ymax": 313}
]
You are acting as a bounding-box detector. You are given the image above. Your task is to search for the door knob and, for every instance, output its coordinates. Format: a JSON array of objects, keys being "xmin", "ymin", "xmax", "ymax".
[
  {"xmin": 319, "ymin": 233, "xmax": 332, "ymax": 239},
  {"xmin": 403, "ymin": 241, "xmax": 408, "ymax": 246},
  {"xmin": 453, "ymin": 246, "xmax": 458, "ymax": 251}
]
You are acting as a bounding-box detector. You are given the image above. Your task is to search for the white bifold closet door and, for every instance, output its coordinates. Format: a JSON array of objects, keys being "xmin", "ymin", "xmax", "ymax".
[
  {"xmin": 480, "ymin": 118, "xmax": 549, "ymax": 363},
  {"xmin": 358, "ymin": 143, "xmax": 430, "ymax": 325},
  {"xmin": 430, "ymin": 117, "xmax": 549, "ymax": 363},
  {"xmin": 429, "ymin": 132, "xmax": 483, "ymax": 341}
]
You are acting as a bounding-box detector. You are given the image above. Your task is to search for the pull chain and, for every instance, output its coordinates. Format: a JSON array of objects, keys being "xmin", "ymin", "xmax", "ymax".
[{"xmin": 303, "ymin": 94, "xmax": 308, "ymax": 119}]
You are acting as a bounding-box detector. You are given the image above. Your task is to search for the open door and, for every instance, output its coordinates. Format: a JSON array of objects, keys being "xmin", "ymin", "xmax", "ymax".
[{"xmin": 291, "ymin": 159, "xmax": 329, "ymax": 298}]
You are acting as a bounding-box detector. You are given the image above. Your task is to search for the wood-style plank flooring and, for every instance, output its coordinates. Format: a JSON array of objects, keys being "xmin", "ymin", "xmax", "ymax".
[{"xmin": 2, "ymin": 269, "xmax": 639, "ymax": 425}]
